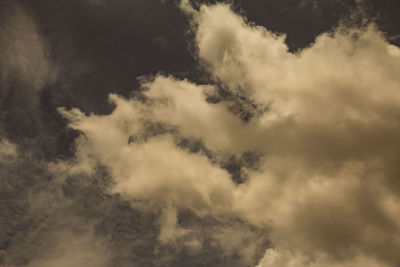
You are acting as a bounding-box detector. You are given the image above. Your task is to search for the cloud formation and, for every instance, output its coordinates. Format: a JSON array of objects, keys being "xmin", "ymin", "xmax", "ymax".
[
  {"xmin": 0, "ymin": 2, "xmax": 61, "ymax": 151},
  {"xmin": 0, "ymin": 3, "xmax": 56, "ymax": 95},
  {"xmin": 57, "ymin": 1, "xmax": 400, "ymax": 267}
]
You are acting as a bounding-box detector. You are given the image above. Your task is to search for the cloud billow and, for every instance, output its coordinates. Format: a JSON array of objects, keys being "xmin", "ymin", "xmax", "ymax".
[
  {"xmin": 1, "ymin": 0, "xmax": 400, "ymax": 266},
  {"xmin": 55, "ymin": 2, "xmax": 400, "ymax": 267}
]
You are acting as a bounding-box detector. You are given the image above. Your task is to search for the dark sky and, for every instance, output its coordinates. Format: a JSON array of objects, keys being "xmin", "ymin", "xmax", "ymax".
[
  {"xmin": 5, "ymin": 0, "xmax": 400, "ymax": 111},
  {"xmin": 10, "ymin": 0, "xmax": 400, "ymax": 115},
  {"xmin": 1, "ymin": 0, "xmax": 400, "ymax": 266}
]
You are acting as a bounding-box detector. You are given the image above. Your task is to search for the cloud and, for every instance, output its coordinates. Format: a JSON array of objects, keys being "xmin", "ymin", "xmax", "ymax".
[
  {"xmin": 58, "ymin": 1, "xmax": 400, "ymax": 266},
  {"xmin": 256, "ymin": 248, "xmax": 389, "ymax": 267},
  {"xmin": 59, "ymin": 96, "xmax": 238, "ymax": 242},
  {"xmin": 237, "ymin": 161, "xmax": 400, "ymax": 266},
  {"xmin": 0, "ymin": 2, "xmax": 60, "ymax": 149},
  {"xmin": 27, "ymin": 225, "xmax": 110, "ymax": 267},
  {"xmin": 0, "ymin": 3, "xmax": 56, "ymax": 93},
  {"xmin": 0, "ymin": 136, "xmax": 112, "ymax": 267},
  {"xmin": 0, "ymin": 138, "xmax": 17, "ymax": 160},
  {"xmin": 188, "ymin": 3, "xmax": 400, "ymax": 266}
]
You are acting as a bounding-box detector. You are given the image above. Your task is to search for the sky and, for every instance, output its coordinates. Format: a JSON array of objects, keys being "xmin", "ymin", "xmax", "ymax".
[{"xmin": 1, "ymin": 0, "xmax": 400, "ymax": 266}]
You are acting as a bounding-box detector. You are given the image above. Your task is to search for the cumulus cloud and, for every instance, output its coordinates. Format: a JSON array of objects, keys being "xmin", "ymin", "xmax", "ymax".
[
  {"xmin": 59, "ymin": 1, "xmax": 400, "ymax": 266},
  {"xmin": 59, "ymin": 93, "xmax": 238, "ymax": 244}
]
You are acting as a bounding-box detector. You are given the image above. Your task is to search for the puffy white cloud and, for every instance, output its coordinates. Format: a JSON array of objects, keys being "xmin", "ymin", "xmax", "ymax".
[
  {"xmin": 141, "ymin": 76, "xmax": 261, "ymax": 154},
  {"xmin": 187, "ymin": 4, "xmax": 400, "ymax": 266},
  {"xmin": 59, "ymin": 1, "xmax": 400, "ymax": 266},
  {"xmin": 237, "ymin": 161, "xmax": 400, "ymax": 266},
  {"xmin": 60, "ymin": 92, "xmax": 239, "ymax": 245},
  {"xmin": 60, "ymin": 94, "xmax": 235, "ymax": 214}
]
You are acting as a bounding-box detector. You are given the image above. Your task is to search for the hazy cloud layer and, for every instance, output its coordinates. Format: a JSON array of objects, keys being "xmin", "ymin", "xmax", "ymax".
[{"xmin": 0, "ymin": 4, "xmax": 55, "ymax": 92}]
